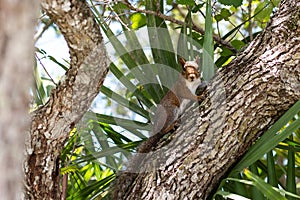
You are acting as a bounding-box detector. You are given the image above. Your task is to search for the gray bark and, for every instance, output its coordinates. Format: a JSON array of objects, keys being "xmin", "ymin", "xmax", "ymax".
[
  {"xmin": 24, "ymin": 0, "xmax": 109, "ymax": 199},
  {"xmin": 0, "ymin": 0, "xmax": 38, "ymax": 199},
  {"xmin": 115, "ymin": 0, "xmax": 300, "ymax": 199}
]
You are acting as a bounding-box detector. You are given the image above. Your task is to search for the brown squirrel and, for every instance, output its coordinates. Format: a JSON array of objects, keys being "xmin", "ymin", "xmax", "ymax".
[
  {"xmin": 111, "ymin": 57, "xmax": 204, "ymax": 199},
  {"xmin": 138, "ymin": 56, "xmax": 203, "ymax": 153}
]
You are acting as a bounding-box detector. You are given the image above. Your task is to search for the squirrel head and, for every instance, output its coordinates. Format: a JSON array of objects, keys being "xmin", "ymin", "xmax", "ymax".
[{"xmin": 179, "ymin": 56, "xmax": 200, "ymax": 82}]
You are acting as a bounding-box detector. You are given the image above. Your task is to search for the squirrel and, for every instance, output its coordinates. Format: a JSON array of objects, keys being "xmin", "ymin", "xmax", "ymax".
[
  {"xmin": 138, "ymin": 56, "xmax": 203, "ymax": 153},
  {"xmin": 111, "ymin": 57, "xmax": 204, "ymax": 199}
]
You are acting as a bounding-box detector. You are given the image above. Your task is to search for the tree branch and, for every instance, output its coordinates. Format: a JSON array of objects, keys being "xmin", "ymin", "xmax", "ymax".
[{"xmin": 24, "ymin": 0, "xmax": 109, "ymax": 199}]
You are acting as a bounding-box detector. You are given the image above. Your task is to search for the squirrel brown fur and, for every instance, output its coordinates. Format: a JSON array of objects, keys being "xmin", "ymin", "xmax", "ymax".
[
  {"xmin": 138, "ymin": 56, "xmax": 202, "ymax": 153},
  {"xmin": 111, "ymin": 57, "xmax": 204, "ymax": 199}
]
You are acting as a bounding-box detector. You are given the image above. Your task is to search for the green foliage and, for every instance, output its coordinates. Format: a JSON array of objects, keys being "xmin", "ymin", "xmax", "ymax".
[
  {"xmin": 231, "ymin": 39, "xmax": 245, "ymax": 50},
  {"xmin": 254, "ymin": 0, "xmax": 281, "ymax": 24},
  {"xmin": 218, "ymin": 0, "xmax": 243, "ymax": 7},
  {"xmin": 130, "ymin": 13, "xmax": 146, "ymax": 29},
  {"xmin": 33, "ymin": 48, "xmax": 69, "ymax": 106},
  {"xmin": 215, "ymin": 8, "xmax": 232, "ymax": 22},
  {"xmin": 217, "ymin": 100, "xmax": 300, "ymax": 199},
  {"xmin": 203, "ymin": 0, "xmax": 215, "ymax": 80},
  {"xmin": 34, "ymin": 0, "xmax": 300, "ymax": 199},
  {"xmin": 176, "ymin": 0, "xmax": 195, "ymax": 6},
  {"xmin": 231, "ymin": 100, "xmax": 300, "ymax": 173}
]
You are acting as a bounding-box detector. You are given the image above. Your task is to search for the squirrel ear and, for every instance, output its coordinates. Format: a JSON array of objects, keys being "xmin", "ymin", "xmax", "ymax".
[{"xmin": 179, "ymin": 57, "xmax": 186, "ymax": 69}]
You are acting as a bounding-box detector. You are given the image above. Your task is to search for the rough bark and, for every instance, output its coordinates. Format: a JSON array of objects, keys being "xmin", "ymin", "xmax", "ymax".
[
  {"xmin": 116, "ymin": 0, "xmax": 300, "ymax": 199},
  {"xmin": 0, "ymin": 1, "xmax": 38, "ymax": 199},
  {"xmin": 24, "ymin": 0, "xmax": 109, "ymax": 199}
]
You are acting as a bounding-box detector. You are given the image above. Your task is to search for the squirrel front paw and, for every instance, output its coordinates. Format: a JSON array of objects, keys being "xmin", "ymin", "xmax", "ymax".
[{"xmin": 197, "ymin": 95, "xmax": 205, "ymax": 102}]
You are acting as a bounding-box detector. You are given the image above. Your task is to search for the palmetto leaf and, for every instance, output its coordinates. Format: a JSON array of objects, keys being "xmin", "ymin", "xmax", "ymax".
[
  {"xmin": 202, "ymin": 0, "xmax": 214, "ymax": 80},
  {"xmin": 232, "ymin": 100, "xmax": 300, "ymax": 174}
]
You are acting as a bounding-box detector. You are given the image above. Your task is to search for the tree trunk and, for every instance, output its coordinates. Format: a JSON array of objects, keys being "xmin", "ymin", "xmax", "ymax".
[
  {"xmin": 115, "ymin": 0, "xmax": 300, "ymax": 199},
  {"xmin": 24, "ymin": 0, "xmax": 109, "ymax": 199},
  {"xmin": 0, "ymin": 0, "xmax": 38, "ymax": 199}
]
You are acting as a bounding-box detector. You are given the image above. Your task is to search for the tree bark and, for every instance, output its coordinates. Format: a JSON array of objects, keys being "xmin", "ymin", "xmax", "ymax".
[
  {"xmin": 24, "ymin": 0, "xmax": 109, "ymax": 199},
  {"xmin": 0, "ymin": 1, "xmax": 38, "ymax": 199},
  {"xmin": 115, "ymin": 0, "xmax": 300, "ymax": 199}
]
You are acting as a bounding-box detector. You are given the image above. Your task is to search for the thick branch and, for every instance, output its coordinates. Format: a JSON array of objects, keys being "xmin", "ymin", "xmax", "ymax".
[
  {"xmin": 115, "ymin": 0, "xmax": 300, "ymax": 199},
  {"xmin": 24, "ymin": 0, "xmax": 109, "ymax": 199}
]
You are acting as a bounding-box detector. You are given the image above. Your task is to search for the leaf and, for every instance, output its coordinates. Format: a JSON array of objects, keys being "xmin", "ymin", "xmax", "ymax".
[
  {"xmin": 231, "ymin": 40, "xmax": 245, "ymax": 50},
  {"xmin": 192, "ymin": 3, "xmax": 205, "ymax": 13},
  {"xmin": 220, "ymin": 8, "xmax": 232, "ymax": 19},
  {"xmin": 177, "ymin": 8, "xmax": 191, "ymax": 60},
  {"xmin": 83, "ymin": 164, "xmax": 94, "ymax": 182},
  {"xmin": 218, "ymin": 0, "xmax": 243, "ymax": 7},
  {"xmin": 267, "ymin": 151, "xmax": 278, "ymax": 187},
  {"xmin": 61, "ymin": 165, "xmax": 79, "ymax": 175},
  {"xmin": 109, "ymin": 62, "xmax": 154, "ymax": 109},
  {"xmin": 202, "ymin": 0, "xmax": 215, "ymax": 80},
  {"xmin": 220, "ymin": 47, "xmax": 233, "ymax": 57},
  {"xmin": 97, "ymin": 13, "xmax": 155, "ymax": 108},
  {"xmin": 73, "ymin": 144, "xmax": 140, "ymax": 165},
  {"xmin": 70, "ymin": 174, "xmax": 115, "ymax": 199},
  {"xmin": 123, "ymin": 28, "xmax": 149, "ymax": 66},
  {"xmin": 98, "ymin": 122, "xmax": 132, "ymax": 144},
  {"xmin": 244, "ymin": 169, "xmax": 287, "ymax": 200},
  {"xmin": 215, "ymin": 8, "xmax": 232, "ymax": 21},
  {"xmin": 48, "ymin": 55, "xmax": 69, "ymax": 71},
  {"xmin": 254, "ymin": 1, "xmax": 273, "ymax": 23},
  {"xmin": 249, "ymin": 164, "xmax": 265, "ymax": 199},
  {"xmin": 130, "ymin": 13, "xmax": 146, "ymax": 30},
  {"xmin": 145, "ymin": 0, "xmax": 176, "ymax": 67},
  {"xmin": 145, "ymin": 0, "xmax": 178, "ymax": 103},
  {"xmin": 214, "ymin": 14, "xmax": 223, "ymax": 22},
  {"xmin": 33, "ymin": 62, "xmax": 47, "ymax": 105},
  {"xmin": 100, "ymin": 86, "xmax": 150, "ymax": 120},
  {"xmin": 91, "ymin": 124, "xmax": 118, "ymax": 168},
  {"xmin": 215, "ymin": 191, "xmax": 251, "ymax": 200},
  {"xmin": 94, "ymin": 113, "xmax": 151, "ymax": 132},
  {"xmin": 227, "ymin": 176, "xmax": 300, "ymax": 199},
  {"xmin": 286, "ymin": 136, "xmax": 296, "ymax": 196},
  {"xmin": 112, "ymin": 2, "xmax": 128, "ymax": 11},
  {"xmin": 166, "ymin": 0, "xmax": 173, "ymax": 5},
  {"xmin": 46, "ymin": 85, "xmax": 55, "ymax": 97},
  {"xmin": 176, "ymin": 0, "xmax": 195, "ymax": 6}
]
